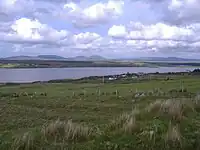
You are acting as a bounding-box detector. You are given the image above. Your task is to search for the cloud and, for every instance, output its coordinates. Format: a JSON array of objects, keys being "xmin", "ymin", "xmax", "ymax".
[
  {"xmin": 108, "ymin": 25, "xmax": 127, "ymax": 38},
  {"xmin": 34, "ymin": 0, "xmax": 81, "ymax": 3},
  {"xmin": 1, "ymin": 0, "xmax": 200, "ymax": 58},
  {"xmin": 0, "ymin": 0, "xmax": 58, "ymax": 22},
  {"xmin": 0, "ymin": 18, "xmax": 69, "ymax": 45},
  {"xmin": 0, "ymin": 0, "xmax": 34, "ymax": 15},
  {"xmin": 0, "ymin": 17, "xmax": 103, "ymax": 54},
  {"xmin": 105, "ymin": 21, "xmax": 200, "ymax": 57},
  {"xmin": 108, "ymin": 22, "xmax": 200, "ymax": 42},
  {"xmin": 160, "ymin": 0, "xmax": 200, "ymax": 24},
  {"xmin": 128, "ymin": 22, "xmax": 196, "ymax": 41},
  {"xmin": 73, "ymin": 32, "xmax": 101, "ymax": 44},
  {"xmin": 63, "ymin": 0, "xmax": 124, "ymax": 27}
]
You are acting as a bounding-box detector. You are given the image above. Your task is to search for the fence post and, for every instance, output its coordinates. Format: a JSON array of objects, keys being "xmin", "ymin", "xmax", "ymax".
[
  {"xmin": 98, "ymin": 89, "xmax": 101, "ymax": 97},
  {"xmin": 116, "ymin": 89, "xmax": 118, "ymax": 97}
]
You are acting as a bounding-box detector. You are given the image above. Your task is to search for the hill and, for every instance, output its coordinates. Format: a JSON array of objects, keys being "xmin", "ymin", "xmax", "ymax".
[
  {"xmin": 68, "ymin": 55, "xmax": 106, "ymax": 61},
  {"xmin": 117, "ymin": 57, "xmax": 200, "ymax": 62},
  {"xmin": 2, "ymin": 55, "xmax": 106, "ymax": 61},
  {"xmin": 135, "ymin": 57, "xmax": 200, "ymax": 62},
  {"xmin": 2, "ymin": 55, "xmax": 200, "ymax": 63},
  {"xmin": 2, "ymin": 55, "xmax": 36, "ymax": 60},
  {"xmin": 37, "ymin": 55, "xmax": 66, "ymax": 60}
]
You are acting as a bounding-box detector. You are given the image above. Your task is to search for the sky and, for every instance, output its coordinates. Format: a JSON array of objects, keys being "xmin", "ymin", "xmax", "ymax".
[{"xmin": 0, "ymin": 0, "xmax": 200, "ymax": 58}]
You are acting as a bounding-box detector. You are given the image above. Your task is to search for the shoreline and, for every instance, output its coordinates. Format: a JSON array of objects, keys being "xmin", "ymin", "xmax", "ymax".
[
  {"xmin": 1, "ymin": 59, "xmax": 200, "ymax": 69},
  {"xmin": 0, "ymin": 65, "xmax": 200, "ymax": 69},
  {"xmin": 1, "ymin": 70, "xmax": 198, "ymax": 85},
  {"xmin": 0, "ymin": 66, "xmax": 159, "ymax": 69}
]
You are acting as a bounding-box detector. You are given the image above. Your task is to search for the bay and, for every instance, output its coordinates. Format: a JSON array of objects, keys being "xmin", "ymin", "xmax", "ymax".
[{"xmin": 0, "ymin": 67, "xmax": 194, "ymax": 83}]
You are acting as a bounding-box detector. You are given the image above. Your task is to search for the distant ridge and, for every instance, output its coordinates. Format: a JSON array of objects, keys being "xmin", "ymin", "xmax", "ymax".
[
  {"xmin": 2, "ymin": 55, "xmax": 107, "ymax": 61},
  {"xmin": 2, "ymin": 55, "xmax": 200, "ymax": 62},
  {"xmin": 68, "ymin": 55, "xmax": 106, "ymax": 61},
  {"xmin": 118, "ymin": 57, "xmax": 200, "ymax": 62},
  {"xmin": 37, "ymin": 55, "xmax": 66, "ymax": 60},
  {"xmin": 137, "ymin": 57, "xmax": 200, "ymax": 61},
  {"xmin": 2, "ymin": 55, "xmax": 37, "ymax": 60}
]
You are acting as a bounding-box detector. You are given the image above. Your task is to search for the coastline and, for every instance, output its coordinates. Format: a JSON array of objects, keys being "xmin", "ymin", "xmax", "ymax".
[
  {"xmin": 1, "ymin": 59, "xmax": 200, "ymax": 69},
  {"xmin": 0, "ymin": 70, "xmax": 197, "ymax": 85}
]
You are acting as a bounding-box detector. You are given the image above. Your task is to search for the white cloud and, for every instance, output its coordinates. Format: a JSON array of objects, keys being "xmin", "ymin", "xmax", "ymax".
[
  {"xmin": 168, "ymin": 0, "xmax": 182, "ymax": 10},
  {"xmin": 64, "ymin": 2, "xmax": 79, "ymax": 12},
  {"xmin": 127, "ymin": 39, "xmax": 187, "ymax": 49},
  {"xmin": 168, "ymin": 0, "xmax": 199, "ymax": 11},
  {"xmin": 2, "ymin": 0, "xmax": 200, "ymax": 58},
  {"xmin": 104, "ymin": 21, "xmax": 200, "ymax": 56},
  {"xmin": 0, "ymin": 17, "xmax": 103, "ymax": 52},
  {"xmin": 6, "ymin": 18, "xmax": 68, "ymax": 43},
  {"xmin": 128, "ymin": 22, "xmax": 195, "ymax": 41},
  {"xmin": 166, "ymin": 0, "xmax": 200, "ymax": 24},
  {"xmin": 108, "ymin": 25, "xmax": 127, "ymax": 38},
  {"xmin": 63, "ymin": 0, "xmax": 124, "ymax": 27},
  {"xmin": 109, "ymin": 22, "xmax": 198, "ymax": 42},
  {"xmin": 73, "ymin": 32, "xmax": 101, "ymax": 44},
  {"xmin": 0, "ymin": 0, "xmax": 34, "ymax": 14}
]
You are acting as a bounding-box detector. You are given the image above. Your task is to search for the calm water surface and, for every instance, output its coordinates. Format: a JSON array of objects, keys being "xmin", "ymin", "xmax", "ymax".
[{"xmin": 0, "ymin": 67, "xmax": 194, "ymax": 83}]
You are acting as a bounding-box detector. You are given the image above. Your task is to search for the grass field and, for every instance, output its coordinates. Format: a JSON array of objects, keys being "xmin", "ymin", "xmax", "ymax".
[
  {"xmin": 1, "ymin": 74, "xmax": 200, "ymax": 149},
  {"xmin": 0, "ymin": 63, "xmax": 20, "ymax": 68}
]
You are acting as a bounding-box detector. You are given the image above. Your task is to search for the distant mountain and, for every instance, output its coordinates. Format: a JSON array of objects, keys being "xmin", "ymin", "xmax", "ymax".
[
  {"xmin": 2, "ymin": 55, "xmax": 66, "ymax": 61},
  {"xmin": 139, "ymin": 57, "xmax": 200, "ymax": 61},
  {"xmin": 2, "ymin": 55, "xmax": 37, "ymax": 60},
  {"xmin": 68, "ymin": 56, "xmax": 88, "ymax": 61},
  {"xmin": 67, "ymin": 55, "xmax": 106, "ymax": 61},
  {"xmin": 2, "ymin": 55, "xmax": 106, "ymax": 61},
  {"xmin": 88, "ymin": 55, "xmax": 106, "ymax": 61},
  {"xmin": 37, "ymin": 55, "xmax": 66, "ymax": 60},
  {"xmin": 4, "ymin": 55, "xmax": 196, "ymax": 62},
  {"xmin": 119, "ymin": 57, "xmax": 200, "ymax": 62}
]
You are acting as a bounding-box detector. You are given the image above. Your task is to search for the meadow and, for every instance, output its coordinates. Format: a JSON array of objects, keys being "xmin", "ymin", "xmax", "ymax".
[{"xmin": 1, "ymin": 73, "xmax": 200, "ymax": 149}]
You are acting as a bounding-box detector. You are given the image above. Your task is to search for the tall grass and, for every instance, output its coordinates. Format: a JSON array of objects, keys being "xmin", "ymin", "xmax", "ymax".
[
  {"xmin": 12, "ymin": 119, "xmax": 94, "ymax": 150},
  {"xmin": 41, "ymin": 119, "xmax": 94, "ymax": 142},
  {"xmin": 122, "ymin": 116, "xmax": 137, "ymax": 133},
  {"xmin": 10, "ymin": 95, "xmax": 200, "ymax": 150},
  {"xmin": 194, "ymin": 93, "xmax": 200, "ymax": 108},
  {"xmin": 41, "ymin": 119, "xmax": 66, "ymax": 141},
  {"xmin": 161, "ymin": 99, "xmax": 184, "ymax": 121},
  {"xmin": 165, "ymin": 122, "xmax": 182, "ymax": 145},
  {"xmin": 107, "ymin": 108, "xmax": 139, "ymax": 134},
  {"xmin": 12, "ymin": 131, "xmax": 41, "ymax": 150},
  {"xmin": 147, "ymin": 99, "xmax": 186, "ymax": 121},
  {"xmin": 146, "ymin": 100, "xmax": 163, "ymax": 113}
]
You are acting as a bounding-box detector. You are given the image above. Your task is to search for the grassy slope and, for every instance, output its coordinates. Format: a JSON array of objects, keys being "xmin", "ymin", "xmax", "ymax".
[{"xmin": 1, "ymin": 75, "xmax": 200, "ymax": 149}]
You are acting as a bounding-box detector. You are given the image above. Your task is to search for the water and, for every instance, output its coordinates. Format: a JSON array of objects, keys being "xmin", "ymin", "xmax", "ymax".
[{"xmin": 0, "ymin": 67, "xmax": 194, "ymax": 83}]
